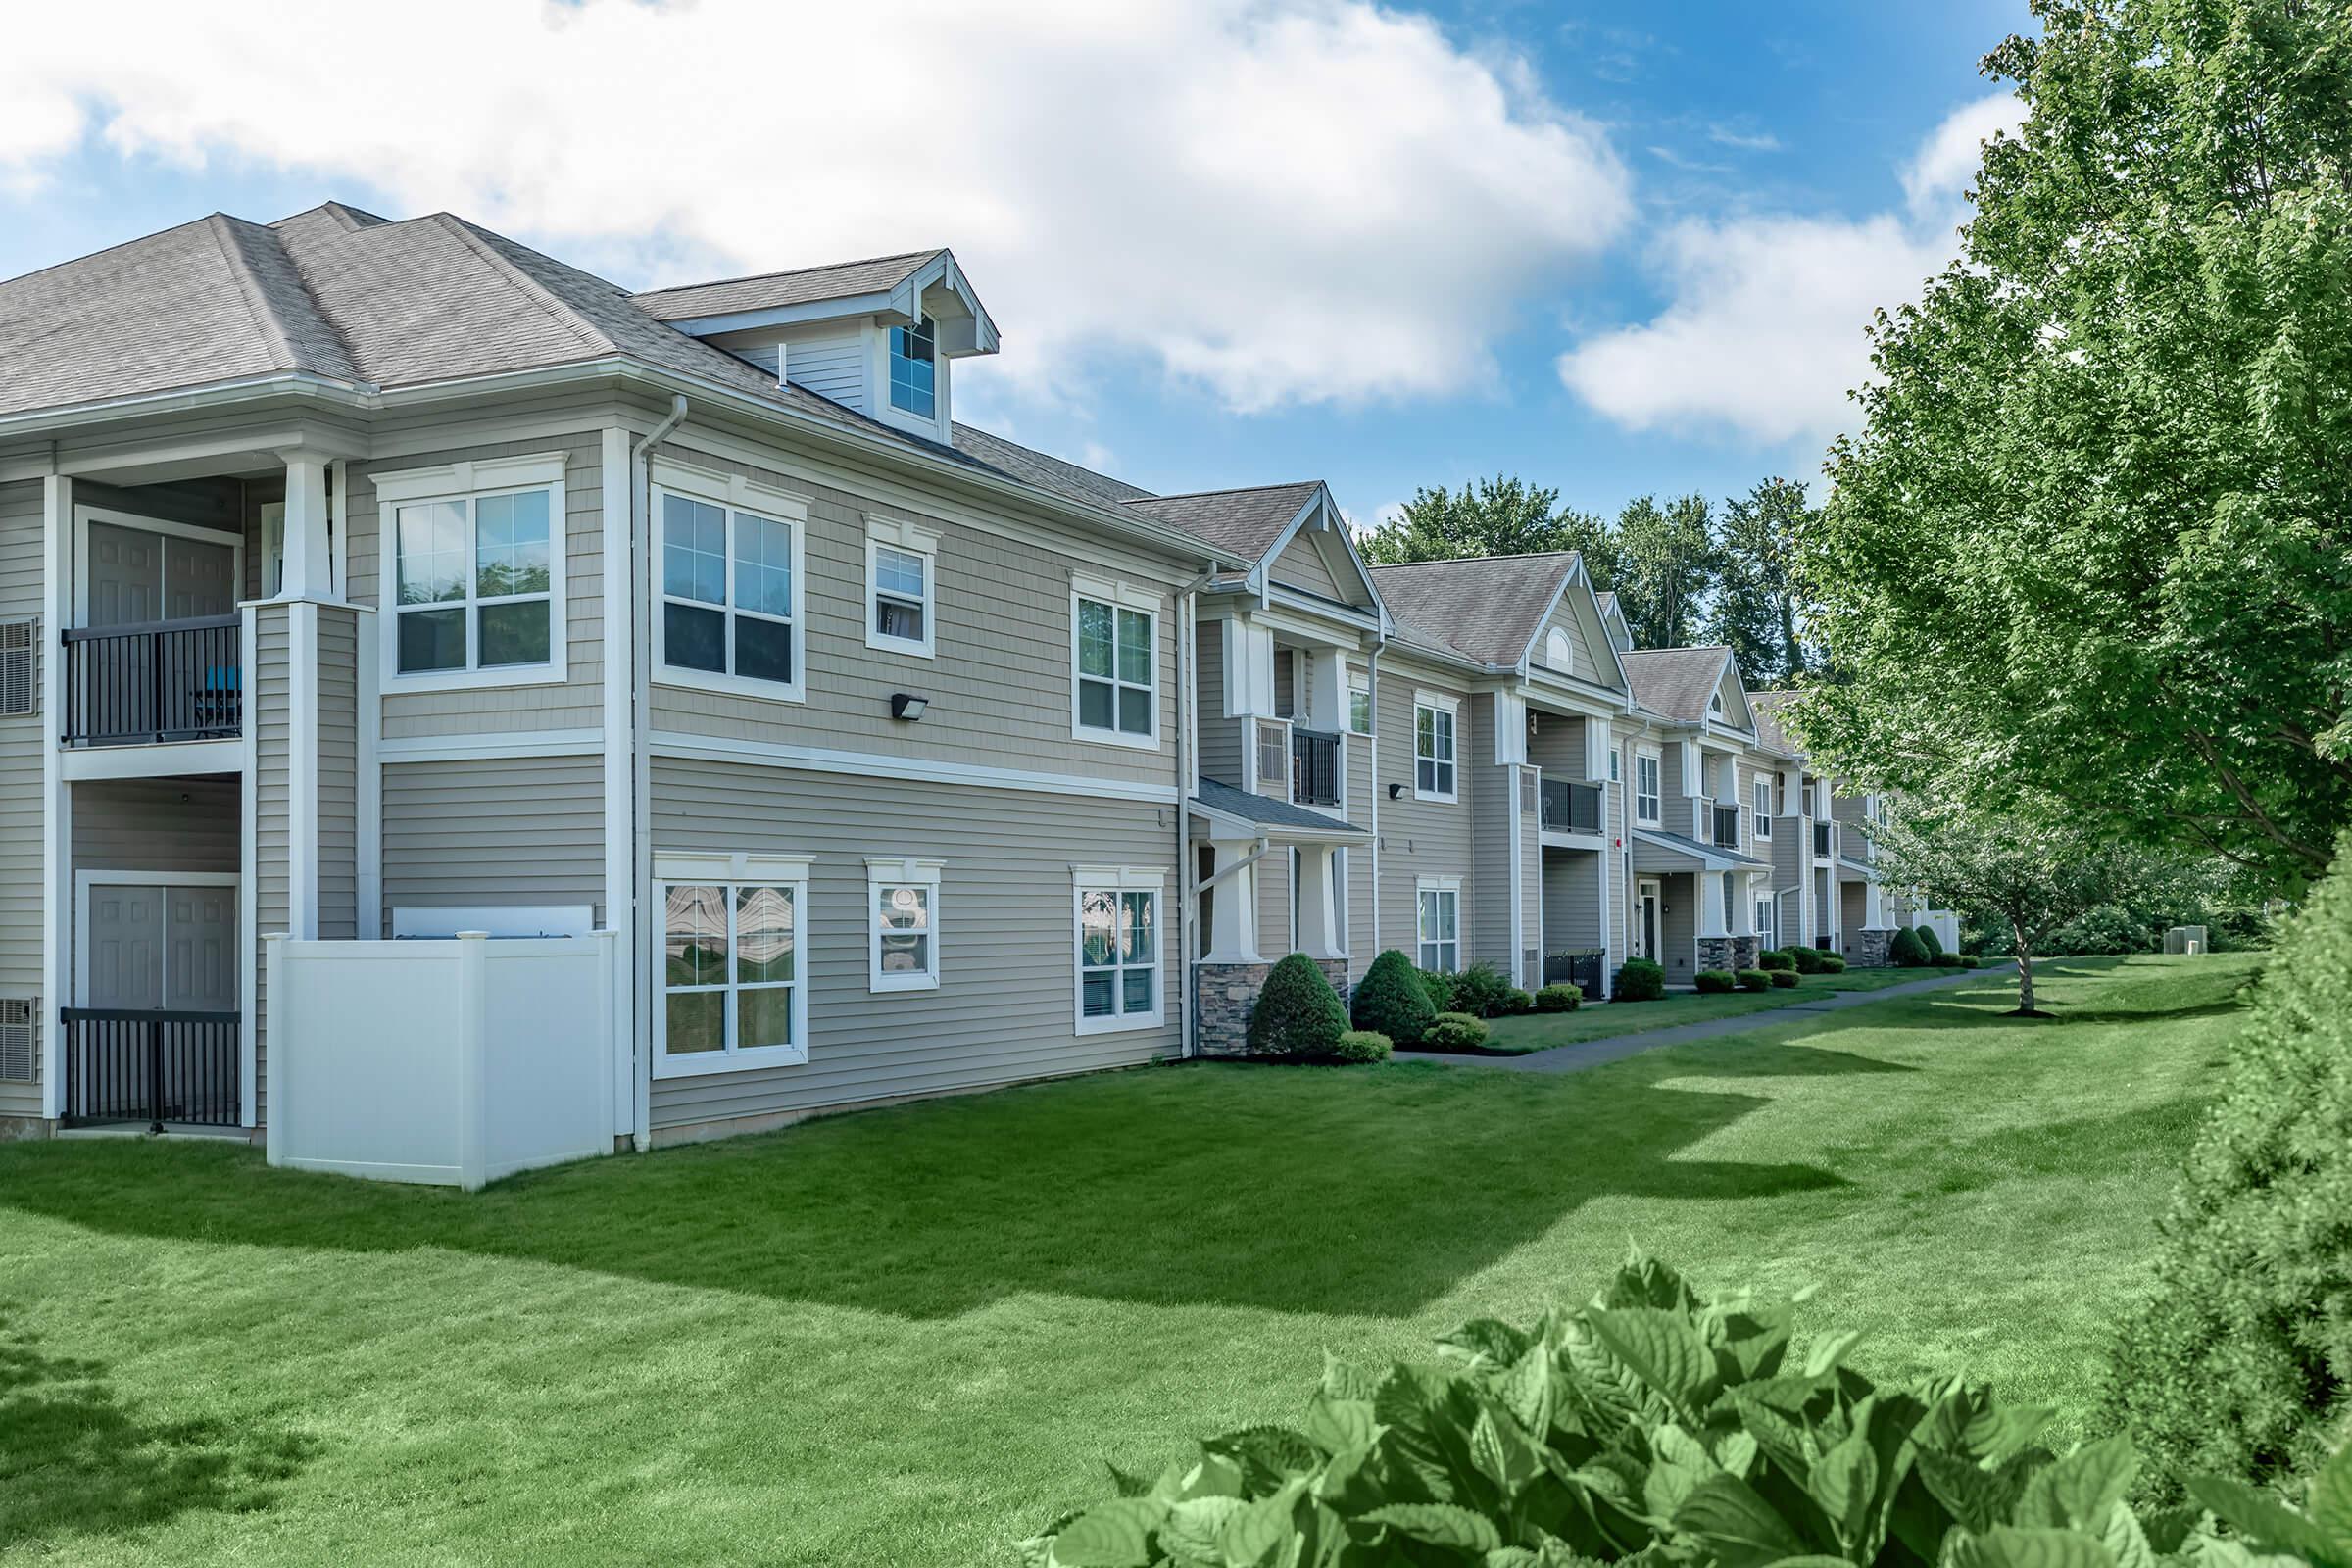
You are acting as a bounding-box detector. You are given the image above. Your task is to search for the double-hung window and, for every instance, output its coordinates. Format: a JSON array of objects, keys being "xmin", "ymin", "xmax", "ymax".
[
  {"xmin": 375, "ymin": 452, "xmax": 567, "ymax": 689},
  {"xmin": 866, "ymin": 516, "xmax": 942, "ymax": 658},
  {"xmin": 655, "ymin": 854, "xmax": 809, "ymax": 1077},
  {"xmin": 1754, "ymin": 777, "xmax": 1773, "ymax": 839},
  {"xmin": 1073, "ymin": 580, "xmax": 1157, "ymax": 746},
  {"xmin": 868, "ymin": 857, "xmax": 942, "ymax": 992},
  {"xmin": 1416, "ymin": 882, "xmax": 1459, "ymax": 972},
  {"xmin": 890, "ymin": 313, "xmax": 938, "ymax": 417},
  {"xmin": 1074, "ymin": 866, "xmax": 1164, "ymax": 1032},
  {"xmin": 1636, "ymin": 751, "xmax": 1662, "ymax": 825},
  {"xmin": 653, "ymin": 462, "xmax": 808, "ymax": 702},
  {"xmin": 1348, "ymin": 671, "xmax": 1372, "ymax": 735},
  {"xmin": 1414, "ymin": 694, "xmax": 1457, "ymax": 801}
]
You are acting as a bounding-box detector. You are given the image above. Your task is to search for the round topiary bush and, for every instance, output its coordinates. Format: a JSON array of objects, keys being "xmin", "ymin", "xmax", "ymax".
[
  {"xmin": 1245, "ymin": 952, "xmax": 1349, "ymax": 1060},
  {"xmin": 1614, "ymin": 958, "xmax": 1665, "ymax": 1001},
  {"xmin": 2102, "ymin": 832, "xmax": 2352, "ymax": 1503},
  {"xmin": 1446, "ymin": 962, "xmax": 1513, "ymax": 1019},
  {"xmin": 1820, "ymin": 954, "xmax": 1847, "ymax": 973},
  {"xmin": 1758, "ymin": 949, "xmax": 1795, "ymax": 971},
  {"xmin": 1351, "ymin": 949, "xmax": 1436, "ymax": 1049},
  {"xmin": 1889, "ymin": 927, "xmax": 1932, "ymax": 967},
  {"xmin": 1694, "ymin": 969, "xmax": 1737, "ymax": 994},
  {"xmin": 1421, "ymin": 1011, "xmax": 1490, "ymax": 1052},
  {"xmin": 1768, "ymin": 968, "xmax": 1799, "ymax": 988},
  {"xmin": 1534, "ymin": 983, "xmax": 1582, "ymax": 1012},
  {"xmin": 1736, "ymin": 969, "xmax": 1772, "ymax": 992},
  {"xmin": 1916, "ymin": 923, "xmax": 1946, "ymax": 959},
  {"xmin": 1416, "ymin": 967, "xmax": 1457, "ymax": 1013},
  {"xmin": 1329, "ymin": 1029, "xmax": 1392, "ymax": 1064},
  {"xmin": 1787, "ymin": 945, "xmax": 1826, "ymax": 973}
]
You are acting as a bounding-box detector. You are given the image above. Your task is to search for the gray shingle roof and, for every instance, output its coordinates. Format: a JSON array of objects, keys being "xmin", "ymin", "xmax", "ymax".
[
  {"xmin": 1746, "ymin": 689, "xmax": 1804, "ymax": 759},
  {"xmin": 1120, "ymin": 482, "xmax": 1323, "ymax": 562},
  {"xmin": 631, "ymin": 251, "xmax": 942, "ymax": 321},
  {"xmin": 1194, "ymin": 778, "xmax": 1369, "ymax": 837},
  {"xmin": 950, "ymin": 422, "xmax": 1155, "ymax": 510},
  {"xmin": 1621, "ymin": 646, "xmax": 1734, "ymax": 723},
  {"xmin": 1634, "ymin": 827, "xmax": 1771, "ymax": 870},
  {"xmin": 1367, "ymin": 553, "xmax": 1580, "ymax": 668}
]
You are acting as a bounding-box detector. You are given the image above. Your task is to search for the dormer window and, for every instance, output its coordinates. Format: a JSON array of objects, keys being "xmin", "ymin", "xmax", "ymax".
[
  {"xmin": 889, "ymin": 314, "xmax": 937, "ymax": 417},
  {"xmin": 1709, "ymin": 690, "xmax": 1725, "ymax": 716}
]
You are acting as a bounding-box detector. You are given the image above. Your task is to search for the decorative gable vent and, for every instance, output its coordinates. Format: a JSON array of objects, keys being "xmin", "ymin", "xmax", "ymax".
[
  {"xmin": 0, "ymin": 616, "xmax": 35, "ymax": 717},
  {"xmin": 0, "ymin": 997, "xmax": 35, "ymax": 1083}
]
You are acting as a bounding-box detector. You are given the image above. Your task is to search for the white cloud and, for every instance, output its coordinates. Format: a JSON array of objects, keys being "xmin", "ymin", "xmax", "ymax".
[
  {"xmin": 0, "ymin": 0, "xmax": 1633, "ymax": 414},
  {"xmin": 1707, "ymin": 125, "xmax": 1782, "ymax": 152},
  {"xmin": 1556, "ymin": 93, "xmax": 2023, "ymax": 447}
]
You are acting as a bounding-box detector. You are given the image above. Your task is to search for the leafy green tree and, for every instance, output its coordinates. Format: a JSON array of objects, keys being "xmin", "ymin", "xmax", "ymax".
[
  {"xmin": 1707, "ymin": 476, "xmax": 1813, "ymax": 683},
  {"xmin": 1800, "ymin": 0, "xmax": 2352, "ymax": 889},
  {"xmin": 1358, "ymin": 475, "xmax": 1592, "ymax": 565},
  {"xmin": 1613, "ymin": 493, "xmax": 1715, "ymax": 650}
]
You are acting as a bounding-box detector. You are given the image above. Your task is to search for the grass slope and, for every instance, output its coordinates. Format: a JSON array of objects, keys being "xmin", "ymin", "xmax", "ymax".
[
  {"xmin": 0, "ymin": 954, "xmax": 2257, "ymax": 1566},
  {"xmin": 1471, "ymin": 963, "xmax": 1931, "ymax": 1053}
]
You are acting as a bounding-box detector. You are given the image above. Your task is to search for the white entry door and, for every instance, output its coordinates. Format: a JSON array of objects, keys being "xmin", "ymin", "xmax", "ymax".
[{"xmin": 78, "ymin": 876, "xmax": 239, "ymax": 1009}]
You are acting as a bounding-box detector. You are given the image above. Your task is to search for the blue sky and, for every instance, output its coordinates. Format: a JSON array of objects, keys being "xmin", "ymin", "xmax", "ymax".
[{"xmin": 1, "ymin": 1, "xmax": 2029, "ymax": 524}]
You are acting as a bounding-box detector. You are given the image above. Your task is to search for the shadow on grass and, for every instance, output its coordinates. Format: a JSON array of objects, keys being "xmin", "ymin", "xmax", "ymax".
[
  {"xmin": 0, "ymin": 1045, "xmax": 1877, "ymax": 1321},
  {"xmin": 0, "ymin": 1309, "xmax": 310, "ymax": 1550}
]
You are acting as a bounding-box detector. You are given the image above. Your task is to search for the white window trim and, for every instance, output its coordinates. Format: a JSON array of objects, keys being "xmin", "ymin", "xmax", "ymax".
[
  {"xmin": 651, "ymin": 460, "xmax": 810, "ymax": 705},
  {"xmin": 1545, "ymin": 627, "xmax": 1575, "ymax": 675},
  {"xmin": 1415, "ymin": 876, "xmax": 1461, "ymax": 974},
  {"xmin": 1346, "ymin": 665, "xmax": 1373, "ymax": 736},
  {"xmin": 864, "ymin": 514, "xmax": 942, "ymax": 659},
  {"xmin": 1070, "ymin": 864, "xmax": 1167, "ymax": 1035},
  {"xmin": 373, "ymin": 453, "xmax": 568, "ymax": 694},
  {"xmin": 1413, "ymin": 690, "xmax": 1460, "ymax": 804},
  {"xmin": 866, "ymin": 855, "xmax": 944, "ymax": 993},
  {"xmin": 1754, "ymin": 777, "xmax": 1773, "ymax": 839},
  {"xmin": 1635, "ymin": 747, "xmax": 1663, "ymax": 826},
  {"xmin": 1069, "ymin": 584, "xmax": 1160, "ymax": 751},
  {"xmin": 652, "ymin": 851, "xmax": 811, "ymax": 1079}
]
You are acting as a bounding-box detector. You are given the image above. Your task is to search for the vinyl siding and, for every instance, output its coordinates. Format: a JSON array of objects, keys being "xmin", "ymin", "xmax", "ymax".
[
  {"xmin": 1194, "ymin": 626, "xmax": 1243, "ymax": 789},
  {"xmin": 648, "ymin": 442, "xmax": 1183, "ymax": 791},
  {"xmin": 251, "ymin": 604, "xmax": 291, "ymax": 1119},
  {"xmin": 778, "ymin": 326, "xmax": 868, "ymax": 411},
  {"xmin": 1534, "ymin": 595, "xmax": 1600, "ymax": 682},
  {"xmin": 1466, "ymin": 697, "xmax": 1514, "ymax": 972},
  {"xmin": 1543, "ymin": 848, "xmax": 1604, "ymax": 952},
  {"xmin": 70, "ymin": 777, "xmax": 239, "ymax": 873},
  {"xmin": 1375, "ymin": 659, "xmax": 1473, "ymax": 964},
  {"xmin": 380, "ymin": 755, "xmax": 606, "ymax": 928},
  {"xmin": 1660, "ymin": 871, "xmax": 1697, "ymax": 982},
  {"xmin": 316, "ymin": 607, "xmax": 360, "ymax": 940},
  {"xmin": 1519, "ymin": 768, "xmax": 1542, "ymax": 982},
  {"xmin": 1268, "ymin": 530, "xmax": 1342, "ymax": 599},
  {"xmin": 344, "ymin": 430, "xmax": 606, "ymax": 739},
  {"xmin": 1257, "ymin": 843, "xmax": 1293, "ymax": 957},
  {"xmin": 1344, "ymin": 733, "xmax": 1375, "ymax": 977},
  {"xmin": 646, "ymin": 759, "xmax": 1180, "ymax": 1137},
  {"xmin": 0, "ymin": 481, "xmax": 39, "ymax": 1115}
]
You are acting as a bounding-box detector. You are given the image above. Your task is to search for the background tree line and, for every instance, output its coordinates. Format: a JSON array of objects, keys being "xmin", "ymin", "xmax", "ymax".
[{"xmin": 1357, "ymin": 473, "xmax": 1817, "ymax": 685}]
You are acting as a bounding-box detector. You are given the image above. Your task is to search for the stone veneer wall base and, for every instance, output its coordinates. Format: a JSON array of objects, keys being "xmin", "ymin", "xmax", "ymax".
[
  {"xmin": 1854, "ymin": 928, "xmax": 1895, "ymax": 968},
  {"xmin": 1193, "ymin": 958, "xmax": 1353, "ymax": 1057}
]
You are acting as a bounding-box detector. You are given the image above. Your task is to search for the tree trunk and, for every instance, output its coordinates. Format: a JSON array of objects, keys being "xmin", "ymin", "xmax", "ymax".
[{"xmin": 2013, "ymin": 919, "xmax": 2036, "ymax": 1015}]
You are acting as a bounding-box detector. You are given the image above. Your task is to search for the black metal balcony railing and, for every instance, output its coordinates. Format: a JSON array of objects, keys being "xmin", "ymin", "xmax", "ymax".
[
  {"xmin": 61, "ymin": 615, "xmax": 242, "ymax": 747},
  {"xmin": 1712, "ymin": 804, "xmax": 1741, "ymax": 848},
  {"xmin": 1813, "ymin": 821, "xmax": 1834, "ymax": 858},
  {"xmin": 61, "ymin": 1007, "xmax": 241, "ymax": 1131},
  {"xmin": 1291, "ymin": 727, "xmax": 1341, "ymax": 807},
  {"xmin": 1540, "ymin": 779, "xmax": 1603, "ymax": 834},
  {"xmin": 1544, "ymin": 949, "xmax": 1606, "ymax": 997}
]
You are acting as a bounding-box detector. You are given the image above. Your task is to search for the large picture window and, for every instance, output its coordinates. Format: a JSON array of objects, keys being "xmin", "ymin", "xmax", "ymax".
[
  {"xmin": 654, "ymin": 472, "xmax": 808, "ymax": 702},
  {"xmin": 1074, "ymin": 867, "xmax": 1164, "ymax": 1033},
  {"xmin": 1074, "ymin": 594, "xmax": 1155, "ymax": 745},
  {"xmin": 1414, "ymin": 696, "xmax": 1457, "ymax": 801},
  {"xmin": 374, "ymin": 452, "xmax": 567, "ymax": 690},
  {"xmin": 656, "ymin": 858, "xmax": 808, "ymax": 1077},
  {"xmin": 1417, "ymin": 883, "xmax": 1459, "ymax": 972}
]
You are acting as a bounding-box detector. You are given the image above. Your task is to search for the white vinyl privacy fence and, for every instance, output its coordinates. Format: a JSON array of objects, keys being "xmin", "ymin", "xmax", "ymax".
[{"xmin": 266, "ymin": 931, "xmax": 617, "ymax": 1190}]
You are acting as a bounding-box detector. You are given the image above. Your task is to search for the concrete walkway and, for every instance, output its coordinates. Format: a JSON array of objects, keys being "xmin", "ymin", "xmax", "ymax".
[{"xmin": 1396, "ymin": 963, "xmax": 2013, "ymax": 1075}]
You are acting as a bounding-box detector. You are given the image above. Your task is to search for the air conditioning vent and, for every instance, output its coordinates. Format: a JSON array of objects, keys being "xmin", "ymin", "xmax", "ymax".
[
  {"xmin": 0, "ymin": 616, "xmax": 35, "ymax": 717},
  {"xmin": 0, "ymin": 997, "xmax": 35, "ymax": 1083}
]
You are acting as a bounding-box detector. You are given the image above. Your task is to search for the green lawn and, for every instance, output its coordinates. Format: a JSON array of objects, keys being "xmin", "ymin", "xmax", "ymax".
[
  {"xmin": 0, "ymin": 953, "xmax": 2258, "ymax": 1566},
  {"xmin": 1471, "ymin": 962, "xmax": 1939, "ymax": 1053}
]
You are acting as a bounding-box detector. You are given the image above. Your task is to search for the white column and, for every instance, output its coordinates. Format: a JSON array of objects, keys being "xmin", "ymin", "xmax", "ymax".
[
  {"xmin": 1699, "ymin": 869, "xmax": 1728, "ymax": 937},
  {"xmin": 1294, "ymin": 845, "xmax": 1342, "ymax": 959},
  {"xmin": 1584, "ymin": 716, "xmax": 1611, "ymax": 781},
  {"xmin": 1202, "ymin": 839, "xmax": 1259, "ymax": 962},
  {"xmin": 1302, "ymin": 648, "xmax": 1346, "ymax": 731},
  {"xmin": 39, "ymin": 474, "xmax": 69, "ymax": 1117},
  {"xmin": 278, "ymin": 453, "xmax": 332, "ymax": 598}
]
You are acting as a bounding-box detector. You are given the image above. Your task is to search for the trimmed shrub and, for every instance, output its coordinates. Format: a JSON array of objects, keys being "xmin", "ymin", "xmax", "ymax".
[
  {"xmin": 1768, "ymin": 968, "xmax": 1799, "ymax": 988},
  {"xmin": 1416, "ymin": 967, "xmax": 1457, "ymax": 1013},
  {"xmin": 1613, "ymin": 958, "xmax": 1665, "ymax": 1001},
  {"xmin": 1889, "ymin": 926, "xmax": 1932, "ymax": 966},
  {"xmin": 1499, "ymin": 987, "xmax": 1534, "ymax": 1015},
  {"xmin": 1916, "ymin": 922, "xmax": 1946, "ymax": 959},
  {"xmin": 1758, "ymin": 948, "xmax": 1795, "ymax": 971},
  {"xmin": 1421, "ymin": 1010, "xmax": 1490, "ymax": 1052},
  {"xmin": 1446, "ymin": 961, "xmax": 1514, "ymax": 1019},
  {"xmin": 1959, "ymin": 954, "xmax": 1983, "ymax": 968},
  {"xmin": 1787, "ymin": 944, "xmax": 1826, "ymax": 973},
  {"xmin": 1820, "ymin": 954, "xmax": 1847, "ymax": 973},
  {"xmin": 1243, "ymin": 953, "xmax": 1348, "ymax": 1060},
  {"xmin": 1935, "ymin": 951, "xmax": 1967, "ymax": 967},
  {"xmin": 1735, "ymin": 968, "xmax": 1772, "ymax": 992},
  {"xmin": 1350, "ymin": 949, "xmax": 1435, "ymax": 1049},
  {"xmin": 1693, "ymin": 969, "xmax": 1737, "ymax": 994},
  {"xmin": 2103, "ymin": 832, "xmax": 2352, "ymax": 1503},
  {"xmin": 1329, "ymin": 1029, "xmax": 1392, "ymax": 1064},
  {"xmin": 1534, "ymin": 983, "xmax": 1582, "ymax": 1012}
]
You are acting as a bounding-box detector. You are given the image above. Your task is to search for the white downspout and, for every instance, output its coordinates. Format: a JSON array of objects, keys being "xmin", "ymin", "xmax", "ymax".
[{"xmin": 628, "ymin": 393, "xmax": 687, "ymax": 1149}]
